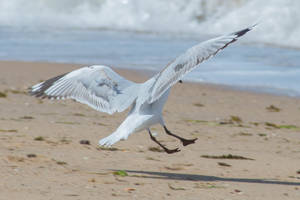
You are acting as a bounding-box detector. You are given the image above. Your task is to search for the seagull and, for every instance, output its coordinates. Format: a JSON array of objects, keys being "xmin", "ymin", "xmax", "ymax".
[{"xmin": 29, "ymin": 25, "xmax": 255, "ymax": 153}]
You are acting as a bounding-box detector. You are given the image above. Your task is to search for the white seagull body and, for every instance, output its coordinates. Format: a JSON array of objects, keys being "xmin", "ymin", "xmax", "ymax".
[{"xmin": 30, "ymin": 26, "xmax": 255, "ymax": 153}]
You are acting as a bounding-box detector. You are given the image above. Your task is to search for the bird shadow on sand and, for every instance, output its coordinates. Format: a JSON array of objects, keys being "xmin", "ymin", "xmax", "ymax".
[{"xmin": 112, "ymin": 169, "xmax": 300, "ymax": 186}]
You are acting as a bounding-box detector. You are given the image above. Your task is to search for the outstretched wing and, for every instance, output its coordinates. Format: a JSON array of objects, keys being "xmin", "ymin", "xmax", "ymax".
[
  {"xmin": 29, "ymin": 65, "xmax": 139, "ymax": 114},
  {"xmin": 148, "ymin": 25, "xmax": 255, "ymax": 103}
]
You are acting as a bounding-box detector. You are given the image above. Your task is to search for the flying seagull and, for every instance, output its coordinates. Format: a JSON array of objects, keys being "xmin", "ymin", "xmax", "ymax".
[{"xmin": 30, "ymin": 25, "xmax": 255, "ymax": 153}]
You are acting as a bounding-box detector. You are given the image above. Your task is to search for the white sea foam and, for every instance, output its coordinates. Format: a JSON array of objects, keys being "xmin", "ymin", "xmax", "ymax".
[{"xmin": 0, "ymin": 0, "xmax": 299, "ymax": 48}]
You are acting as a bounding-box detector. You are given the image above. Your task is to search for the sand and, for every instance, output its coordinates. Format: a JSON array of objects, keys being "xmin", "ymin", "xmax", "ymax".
[{"xmin": 0, "ymin": 61, "xmax": 300, "ymax": 200}]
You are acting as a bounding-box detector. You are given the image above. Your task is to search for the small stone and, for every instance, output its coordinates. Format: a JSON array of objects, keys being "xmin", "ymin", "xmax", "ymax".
[
  {"xmin": 27, "ymin": 154, "xmax": 37, "ymax": 158},
  {"xmin": 79, "ymin": 140, "xmax": 90, "ymax": 145},
  {"xmin": 218, "ymin": 162, "xmax": 231, "ymax": 167}
]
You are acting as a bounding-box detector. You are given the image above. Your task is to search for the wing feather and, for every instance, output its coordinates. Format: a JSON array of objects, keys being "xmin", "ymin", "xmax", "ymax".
[
  {"xmin": 29, "ymin": 65, "xmax": 139, "ymax": 114},
  {"xmin": 148, "ymin": 25, "xmax": 256, "ymax": 103}
]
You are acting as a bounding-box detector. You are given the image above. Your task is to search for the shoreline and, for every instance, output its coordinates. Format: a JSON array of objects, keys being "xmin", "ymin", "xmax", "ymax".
[{"xmin": 1, "ymin": 59, "xmax": 299, "ymax": 100}]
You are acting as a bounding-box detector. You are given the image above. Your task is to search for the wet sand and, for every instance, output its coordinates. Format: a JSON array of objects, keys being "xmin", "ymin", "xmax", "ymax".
[{"xmin": 0, "ymin": 61, "xmax": 300, "ymax": 199}]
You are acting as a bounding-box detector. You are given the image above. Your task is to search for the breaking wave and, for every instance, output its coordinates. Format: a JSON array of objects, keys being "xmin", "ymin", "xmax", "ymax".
[{"xmin": 0, "ymin": 0, "xmax": 299, "ymax": 48}]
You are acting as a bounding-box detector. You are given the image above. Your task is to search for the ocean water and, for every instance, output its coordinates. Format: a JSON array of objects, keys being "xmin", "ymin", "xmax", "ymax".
[
  {"xmin": 1, "ymin": 0, "xmax": 299, "ymax": 47},
  {"xmin": 0, "ymin": 0, "xmax": 299, "ymax": 96}
]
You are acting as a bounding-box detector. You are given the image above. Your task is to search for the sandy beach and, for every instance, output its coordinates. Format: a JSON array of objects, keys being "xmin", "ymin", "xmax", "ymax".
[{"xmin": 0, "ymin": 61, "xmax": 300, "ymax": 199}]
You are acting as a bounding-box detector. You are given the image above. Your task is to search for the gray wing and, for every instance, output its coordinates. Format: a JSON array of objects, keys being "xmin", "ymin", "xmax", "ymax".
[
  {"xmin": 147, "ymin": 25, "xmax": 255, "ymax": 103},
  {"xmin": 29, "ymin": 65, "xmax": 139, "ymax": 114}
]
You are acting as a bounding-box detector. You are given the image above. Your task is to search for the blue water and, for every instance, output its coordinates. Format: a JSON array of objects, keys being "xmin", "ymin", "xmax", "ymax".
[{"xmin": 1, "ymin": 27, "xmax": 300, "ymax": 97}]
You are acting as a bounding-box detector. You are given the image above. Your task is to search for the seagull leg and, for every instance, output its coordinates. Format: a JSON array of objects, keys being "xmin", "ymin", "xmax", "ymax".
[
  {"xmin": 163, "ymin": 126, "xmax": 197, "ymax": 146},
  {"xmin": 148, "ymin": 129, "xmax": 180, "ymax": 154}
]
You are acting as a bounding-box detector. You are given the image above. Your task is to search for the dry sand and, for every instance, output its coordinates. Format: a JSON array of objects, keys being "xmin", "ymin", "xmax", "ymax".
[{"xmin": 0, "ymin": 61, "xmax": 300, "ymax": 199}]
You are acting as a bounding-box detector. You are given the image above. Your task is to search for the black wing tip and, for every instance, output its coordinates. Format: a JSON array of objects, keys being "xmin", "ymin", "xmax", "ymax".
[
  {"xmin": 234, "ymin": 28, "xmax": 251, "ymax": 37},
  {"xmin": 28, "ymin": 85, "xmax": 48, "ymax": 99},
  {"xmin": 218, "ymin": 24, "xmax": 257, "ymax": 52},
  {"xmin": 234, "ymin": 24, "xmax": 257, "ymax": 38},
  {"xmin": 28, "ymin": 72, "xmax": 67, "ymax": 99},
  {"xmin": 28, "ymin": 86, "xmax": 60, "ymax": 99}
]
